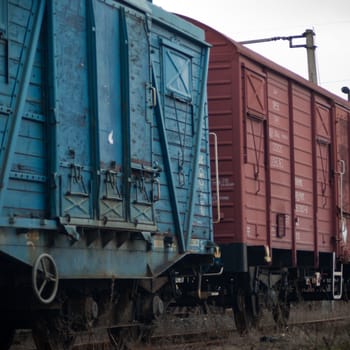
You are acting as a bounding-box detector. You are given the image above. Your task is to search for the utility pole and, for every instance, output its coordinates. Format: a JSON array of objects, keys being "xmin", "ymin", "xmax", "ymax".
[
  {"xmin": 240, "ymin": 29, "xmax": 318, "ymax": 84},
  {"xmin": 304, "ymin": 30, "xmax": 317, "ymax": 84}
]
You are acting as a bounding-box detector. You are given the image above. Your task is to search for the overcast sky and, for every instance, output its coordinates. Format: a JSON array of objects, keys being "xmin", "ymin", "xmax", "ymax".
[{"xmin": 153, "ymin": 0, "xmax": 350, "ymax": 99}]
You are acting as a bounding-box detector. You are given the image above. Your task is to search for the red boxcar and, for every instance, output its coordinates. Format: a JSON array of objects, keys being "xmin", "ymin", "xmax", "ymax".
[{"xmin": 187, "ymin": 18, "xmax": 350, "ymax": 273}]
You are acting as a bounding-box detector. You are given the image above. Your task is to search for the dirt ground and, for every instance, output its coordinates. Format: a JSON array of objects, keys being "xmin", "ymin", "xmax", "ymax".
[
  {"xmin": 210, "ymin": 320, "xmax": 350, "ymax": 350},
  {"xmin": 210, "ymin": 301, "xmax": 350, "ymax": 350},
  {"xmin": 147, "ymin": 301, "xmax": 350, "ymax": 350},
  {"xmin": 10, "ymin": 301, "xmax": 350, "ymax": 349}
]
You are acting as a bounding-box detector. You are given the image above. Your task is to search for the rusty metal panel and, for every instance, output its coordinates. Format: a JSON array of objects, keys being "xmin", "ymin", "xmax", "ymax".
[
  {"xmin": 292, "ymin": 87, "xmax": 315, "ymax": 251},
  {"xmin": 267, "ymin": 74, "xmax": 292, "ymax": 250},
  {"xmin": 242, "ymin": 66, "xmax": 268, "ymax": 246},
  {"xmin": 244, "ymin": 114, "xmax": 268, "ymax": 245},
  {"xmin": 315, "ymin": 140, "xmax": 333, "ymax": 251},
  {"xmin": 315, "ymin": 102, "xmax": 333, "ymax": 252},
  {"xmin": 335, "ymin": 107, "xmax": 350, "ymax": 261},
  {"xmin": 207, "ymin": 40, "xmax": 239, "ymax": 244},
  {"xmin": 315, "ymin": 102, "xmax": 331, "ymax": 141},
  {"xmin": 245, "ymin": 68, "xmax": 267, "ymax": 117}
]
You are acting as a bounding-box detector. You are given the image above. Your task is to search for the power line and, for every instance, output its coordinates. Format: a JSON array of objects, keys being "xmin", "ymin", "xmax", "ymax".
[{"xmin": 320, "ymin": 79, "xmax": 350, "ymax": 84}]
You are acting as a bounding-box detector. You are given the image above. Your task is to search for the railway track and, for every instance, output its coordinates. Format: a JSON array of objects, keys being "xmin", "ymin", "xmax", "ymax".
[{"xmin": 10, "ymin": 301, "xmax": 350, "ymax": 350}]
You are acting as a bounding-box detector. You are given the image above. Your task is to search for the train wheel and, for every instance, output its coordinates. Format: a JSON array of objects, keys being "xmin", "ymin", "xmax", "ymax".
[
  {"xmin": 232, "ymin": 288, "xmax": 253, "ymax": 334},
  {"xmin": 108, "ymin": 288, "xmax": 140, "ymax": 350},
  {"xmin": 272, "ymin": 300, "xmax": 290, "ymax": 328},
  {"xmin": 0, "ymin": 325, "xmax": 15, "ymax": 350},
  {"xmin": 250, "ymin": 293, "xmax": 262, "ymax": 328},
  {"xmin": 272, "ymin": 289, "xmax": 290, "ymax": 328}
]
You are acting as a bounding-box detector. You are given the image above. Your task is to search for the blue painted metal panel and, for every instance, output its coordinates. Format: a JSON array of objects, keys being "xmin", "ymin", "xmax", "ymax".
[
  {"xmin": 95, "ymin": 4, "xmax": 122, "ymax": 168},
  {"xmin": 0, "ymin": 0, "xmax": 47, "ymax": 219},
  {"xmin": 183, "ymin": 49, "xmax": 211, "ymax": 248},
  {"xmin": 86, "ymin": 0, "xmax": 100, "ymax": 222},
  {"xmin": 54, "ymin": 0, "xmax": 93, "ymax": 220},
  {"xmin": 0, "ymin": 0, "xmax": 9, "ymax": 83},
  {"xmin": 93, "ymin": 2, "xmax": 126, "ymax": 223},
  {"xmin": 150, "ymin": 18, "xmax": 213, "ymax": 249},
  {"xmin": 46, "ymin": 0, "xmax": 60, "ymax": 219},
  {"xmin": 151, "ymin": 64, "xmax": 186, "ymax": 252},
  {"xmin": 0, "ymin": 0, "xmax": 214, "ymax": 280},
  {"xmin": 0, "ymin": 0, "xmax": 8, "ymax": 36}
]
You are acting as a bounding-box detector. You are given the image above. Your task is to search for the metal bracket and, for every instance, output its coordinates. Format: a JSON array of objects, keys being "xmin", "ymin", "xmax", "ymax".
[
  {"xmin": 332, "ymin": 252, "xmax": 343, "ymax": 300},
  {"xmin": 62, "ymin": 224, "xmax": 80, "ymax": 242},
  {"xmin": 131, "ymin": 165, "xmax": 161, "ymax": 205},
  {"xmin": 66, "ymin": 163, "xmax": 89, "ymax": 197},
  {"xmin": 103, "ymin": 170, "xmax": 123, "ymax": 201}
]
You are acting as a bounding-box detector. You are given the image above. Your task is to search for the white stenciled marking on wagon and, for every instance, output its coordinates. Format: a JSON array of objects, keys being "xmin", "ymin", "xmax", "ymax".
[
  {"xmin": 270, "ymin": 155, "xmax": 284, "ymax": 169},
  {"xmin": 271, "ymin": 142, "xmax": 283, "ymax": 154},
  {"xmin": 295, "ymin": 191, "xmax": 305, "ymax": 201},
  {"xmin": 272, "ymin": 100, "xmax": 280, "ymax": 111},
  {"xmin": 108, "ymin": 130, "xmax": 114, "ymax": 145},
  {"xmin": 295, "ymin": 177, "xmax": 304, "ymax": 188},
  {"xmin": 296, "ymin": 204, "xmax": 309, "ymax": 214},
  {"xmin": 269, "ymin": 127, "xmax": 288, "ymax": 141},
  {"xmin": 220, "ymin": 177, "xmax": 234, "ymax": 188}
]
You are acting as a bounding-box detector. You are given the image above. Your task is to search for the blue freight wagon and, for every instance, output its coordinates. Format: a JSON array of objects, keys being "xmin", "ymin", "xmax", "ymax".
[{"xmin": 0, "ymin": 0, "xmax": 214, "ymax": 347}]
